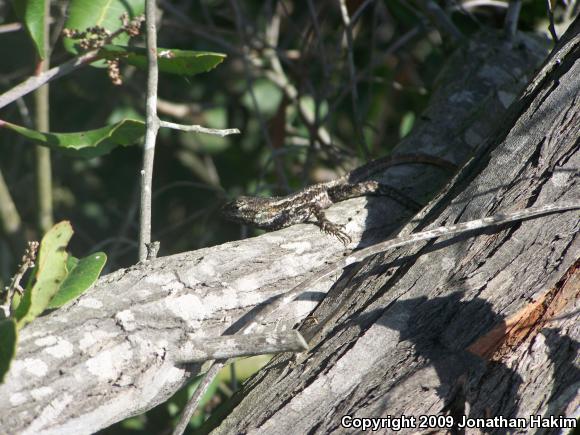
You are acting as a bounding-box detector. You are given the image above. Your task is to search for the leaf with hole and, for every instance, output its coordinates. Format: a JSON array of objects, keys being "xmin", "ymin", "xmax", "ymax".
[
  {"xmin": 1, "ymin": 118, "xmax": 145, "ymax": 158},
  {"xmin": 14, "ymin": 222, "xmax": 72, "ymax": 329},
  {"xmin": 48, "ymin": 252, "xmax": 107, "ymax": 309},
  {"xmin": 100, "ymin": 45, "xmax": 226, "ymax": 76}
]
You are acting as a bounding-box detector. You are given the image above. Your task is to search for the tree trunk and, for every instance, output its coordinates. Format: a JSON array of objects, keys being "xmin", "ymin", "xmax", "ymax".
[
  {"xmin": 208, "ymin": 20, "xmax": 580, "ymax": 435},
  {"xmin": 1, "ymin": 21, "xmax": 576, "ymax": 435}
]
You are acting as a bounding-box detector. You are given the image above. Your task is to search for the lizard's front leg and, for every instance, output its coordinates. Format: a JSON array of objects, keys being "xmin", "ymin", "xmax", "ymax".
[{"xmin": 312, "ymin": 206, "xmax": 351, "ymax": 245}]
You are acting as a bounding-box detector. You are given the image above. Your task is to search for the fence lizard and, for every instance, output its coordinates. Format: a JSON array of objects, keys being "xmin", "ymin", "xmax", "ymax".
[{"xmin": 222, "ymin": 153, "xmax": 457, "ymax": 244}]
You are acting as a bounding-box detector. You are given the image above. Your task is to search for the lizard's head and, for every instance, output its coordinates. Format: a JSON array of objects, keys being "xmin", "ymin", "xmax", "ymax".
[{"xmin": 221, "ymin": 196, "xmax": 262, "ymax": 224}]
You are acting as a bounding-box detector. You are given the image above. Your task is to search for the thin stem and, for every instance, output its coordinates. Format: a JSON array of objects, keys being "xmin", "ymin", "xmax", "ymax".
[
  {"xmin": 172, "ymin": 362, "xmax": 224, "ymax": 435},
  {"xmin": 158, "ymin": 120, "xmax": 240, "ymax": 136},
  {"xmin": 545, "ymin": 0, "xmax": 559, "ymax": 43},
  {"xmin": 504, "ymin": 0, "xmax": 522, "ymax": 41},
  {"xmin": 338, "ymin": 0, "xmax": 369, "ymax": 159},
  {"xmin": 415, "ymin": 0, "xmax": 463, "ymax": 44},
  {"xmin": 0, "ymin": 26, "xmax": 128, "ymax": 110},
  {"xmin": 139, "ymin": 0, "xmax": 160, "ymax": 262},
  {"xmin": 34, "ymin": 0, "xmax": 53, "ymax": 234}
]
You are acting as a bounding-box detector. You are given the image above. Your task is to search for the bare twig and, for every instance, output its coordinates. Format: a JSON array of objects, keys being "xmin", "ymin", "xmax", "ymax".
[
  {"xmin": 461, "ymin": 0, "xmax": 509, "ymax": 9},
  {"xmin": 0, "ymin": 241, "xmax": 39, "ymax": 318},
  {"xmin": 156, "ymin": 98, "xmax": 201, "ymax": 120},
  {"xmin": 338, "ymin": 0, "xmax": 369, "ymax": 159},
  {"xmin": 504, "ymin": 0, "xmax": 522, "ymax": 41},
  {"xmin": 545, "ymin": 0, "xmax": 559, "ymax": 43},
  {"xmin": 173, "ymin": 330, "xmax": 308, "ymax": 364},
  {"xmin": 415, "ymin": 0, "xmax": 463, "ymax": 44},
  {"xmin": 0, "ymin": 23, "xmax": 22, "ymax": 33},
  {"xmin": 172, "ymin": 362, "xmax": 224, "ymax": 435},
  {"xmin": 158, "ymin": 120, "xmax": 240, "ymax": 136},
  {"xmin": 138, "ymin": 0, "xmax": 161, "ymax": 262},
  {"xmin": 0, "ymin": 26, "xmax": 128, "ymax": 110}
]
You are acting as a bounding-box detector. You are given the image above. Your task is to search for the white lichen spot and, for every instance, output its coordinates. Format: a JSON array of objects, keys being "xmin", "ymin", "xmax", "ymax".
[
  {"xmin": 198, "ymin": 259, "xmax": 218, "ymax": 278},
  {"xmin": 165, "ymin": 294, "xmax": 207, "ymax": 321},
  {"xmin": 165, "ymin": 366, "xmax": 186, "ymax": 383},
  {"xmin": 115, "ymin": 309, "xmax": 136, "ymax": 331},
  {"xmin": 35, "ymin": 336, "xmax": 58, "ymax": 347},
  {"xmin": 162, "ymin": 280, "xmax": 185, "ymax": 292},
  {"xmin": 144, "ymin": 272, "xmax": 174, "ymax": 285},
  {"xmin": 13, "ymin": 358, "xmax": 48, "ymax": 377},
  {"xmin": 30, "ymin": 386, "xmax": 53, "ymax": 401},
  {"xmin": 86, "ymin": 344, "xmax": 132, "ymax": 380},
  {"xmin": 45, "ymin": 338, "xmax": 74, "ymax": 358},
  {"xmin": 79, "ymin": 330, "xmax": 117, "ymax": 351},
  {"xmin": 280, "ymin": 241, "xmax": 312, "ymax": 254},
  {"xmin": 231, "ymin": 274, "xmax": 264, "ymax": 292},
  {"xmin": 550, "ymin": 171, "xmax": 568, "ymax": 187},
  {"xmin": 78, "ymin": 297, "xmax": 103, "ymax": 309},
  {"xmin": 10, "ymin": 392, "xmax": 27, "ymax": 405}
]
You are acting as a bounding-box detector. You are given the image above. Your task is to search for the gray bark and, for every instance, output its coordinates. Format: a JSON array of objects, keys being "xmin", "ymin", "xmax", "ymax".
[
  {"xmin": 210, "ymin": 21, "xmax": 580, "ymax": 435},
  {"xmin": 0, "ymin": 24, "xmax": 571, "ymax": 435}
]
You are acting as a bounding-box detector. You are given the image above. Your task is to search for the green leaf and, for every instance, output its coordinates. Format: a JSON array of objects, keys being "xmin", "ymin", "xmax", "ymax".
[
  {"xmin": 0, "ymin": 319, "xmax": 17, "ymax": 384},
  {"xmin": 100, "ymin": 45, "xmax": 227, "ymax": 76},
  {"xmin": 399, "ymin": 111, "xmax": 416, "ymax": 139},
  {"xmin": 14, "ymin": 222, "xmax": 73, "ymax": 329},
  {"xmin": 12, "ymin": 0, "xmax": 47, "ymax": 59},
  {"xmin": 48, "ymin": 252, "xmax": 107, "ymax": 309},
  {"xmin": 63, "ymin": 0, "xmax": 145, "ymax": 55},
  {"xmin": 1, "ymin": 118, "xmax": 145, "ymax": 158}
]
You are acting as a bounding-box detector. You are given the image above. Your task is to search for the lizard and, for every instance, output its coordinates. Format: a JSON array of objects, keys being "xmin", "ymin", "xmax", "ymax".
[{"xmin": 221, "ymin": 153, "xmax": 458, "ymax": 244}]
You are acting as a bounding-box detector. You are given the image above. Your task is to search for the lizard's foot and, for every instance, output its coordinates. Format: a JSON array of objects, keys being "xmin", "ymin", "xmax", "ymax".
[
  {"xmin": 312, "ymin": 207, "xmax": 351, "ymax": 245},
  {"xmin": 319, "ymin": 220, "xmax": 351, "ymax": 245}
]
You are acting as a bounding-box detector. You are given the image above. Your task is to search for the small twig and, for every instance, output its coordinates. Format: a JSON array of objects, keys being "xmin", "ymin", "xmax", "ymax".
[
  {"xmin": 461, "ymin": 0, "xmax": 509, "ymax": 9},
  {"xmin": 0, "ymin": 23, "xmax": 22, "ymax": 33},
  {"xmin": 545, "ymin": 0, "xmax": 559, "ymax": 43},
  {"xmin": 504, "ymin": 0, "xmax": 522, "ymax": 41},
  {"xmin": 1, "ymin": 241, "xmax": 39, "ymax": 318},
  {"xmin": 172, "ymin": 362, "xmax": 224, "ymax": 435},
  {"xmin": 0, "ymin": 26, "xmax": 128, "ymax": 110},
  {"xmin": 138, "ymin": 0, "xmax": 161, "ymax": 262},
  {"xmin": 158, "ymin": 120, "xmax": 240, "ymax": 136},
  {"xmin": 338, "ymin": 0, "xmax": 369, "ymax": 159},
  {"xmin": 173, "ymin": 330, "xmax": 308, "ymax": 364},
  {"xmin": 415, "ymin": 0, "xmax": 463, "ymax": 44}
]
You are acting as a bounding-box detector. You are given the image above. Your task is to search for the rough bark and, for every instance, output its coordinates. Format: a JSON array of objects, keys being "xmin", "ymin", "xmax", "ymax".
[
  {"xmin": 209, "ymin": 21, "xmax": 580, "ymax": 435},
  {"xmin": 0, "ymin": 26, "xmax": 568, "ymax": 435}
]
